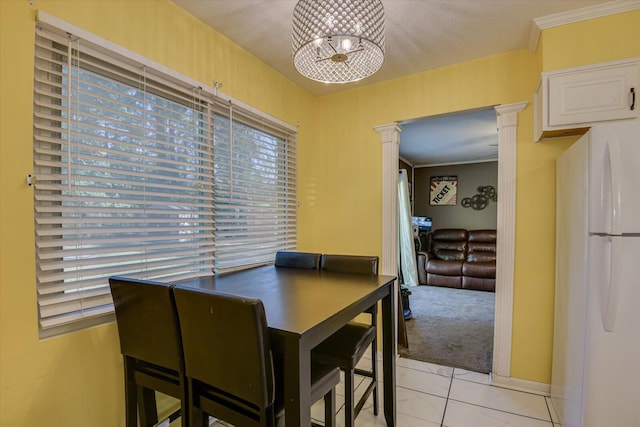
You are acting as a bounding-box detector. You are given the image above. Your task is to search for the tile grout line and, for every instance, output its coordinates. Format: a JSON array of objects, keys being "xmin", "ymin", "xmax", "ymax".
[
  {"xmin": 447, "ymin": 367, "xmax": 553, "ymax": 425},
  {"xmin": 445, "ymin": 396, "xmax": 555, "ymax": 424},
  {"xmin": 544, "ymin": 396, "xmax": 558, "ymax": 426},
  {"xmin": 484, "ymin": 381, "xmax": 551, "ymax": 397},
  {"xmin": 440, "ymin": 368, "xmax": 455, "ymax": 427}
]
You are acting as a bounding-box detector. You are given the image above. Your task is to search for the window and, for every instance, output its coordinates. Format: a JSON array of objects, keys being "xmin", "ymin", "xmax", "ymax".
[
  {"xmin": 213, "ymin": 112, "xmax": 297, "ymax": 271},
  {"xmin": 33, "ymin": 18, "xmax": 297, "ymax": 337}
]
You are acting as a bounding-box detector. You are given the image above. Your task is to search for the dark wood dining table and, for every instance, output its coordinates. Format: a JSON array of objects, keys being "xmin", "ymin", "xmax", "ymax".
[{"xmin": 175, "ymin": 264, "xmax": 397, "ymax": 427}]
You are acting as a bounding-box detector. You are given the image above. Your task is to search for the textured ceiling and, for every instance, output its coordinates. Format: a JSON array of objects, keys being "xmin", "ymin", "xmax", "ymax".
[
  {"xmin": 172, "ymin": 0, "xmax": 614, "ymax": 96},
  {"xmin": 171, "ymin": 0, "xmax": 629, "ymax": 165},
  {"xmin": 401, "ymin": 108, "xmax": 499, "ymax": 167}
]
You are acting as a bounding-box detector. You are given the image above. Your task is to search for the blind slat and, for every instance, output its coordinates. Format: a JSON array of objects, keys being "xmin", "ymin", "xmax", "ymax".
[
  {"xmin": 37, "ymin": 240, "xmax": 215, "ymax": 260},
  {"xmin": 37, "ymin": 253, "xmax": 215, "ymax": 289}
]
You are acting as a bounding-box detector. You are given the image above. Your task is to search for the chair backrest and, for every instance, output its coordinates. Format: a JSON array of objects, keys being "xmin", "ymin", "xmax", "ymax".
[
  {"xmin": 172, "ymin": 285, "xmax": 275, "ymax": 410},
  {"xmin": 430, "ymin": 229, "xmax": 468, "ymax": 261},
  {"xmin": 467, "ymin": 229, "xmax": 497, "ymax": 262},
  {"xmin": 320, "ymin": 254, "xmax": 379, "ymax": 275},
  {"xmin": 274, "ymin": 251, "xmax": 321, "ymax": 269},
  {"xmin": 109, "ymin": 276, "xmax": 183, "ymax": 371}
]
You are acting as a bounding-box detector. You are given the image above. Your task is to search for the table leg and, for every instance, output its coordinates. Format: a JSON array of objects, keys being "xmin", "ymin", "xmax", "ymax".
[
  {"xmin": 382, "ymin": 282, "xmax": 397, "ymax": 427},
  {"xmin": 282, "ymin": 336, "xmax": 312, "ymax": 427}
]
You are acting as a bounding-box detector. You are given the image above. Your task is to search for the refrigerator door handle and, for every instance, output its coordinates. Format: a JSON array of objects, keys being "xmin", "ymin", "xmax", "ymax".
[
  {"xmin": 603, "ymin": 236, "xmax": 619, "ymax": 332},
  {"xmin": 605, "ymin": 139, "xmax": 623, "ymax": 236}
]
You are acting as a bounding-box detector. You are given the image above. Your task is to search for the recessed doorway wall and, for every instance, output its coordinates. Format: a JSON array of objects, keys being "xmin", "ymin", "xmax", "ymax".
[{"xmin": 413, "ymin": 162, "xmax": 498, "ymax": 231}]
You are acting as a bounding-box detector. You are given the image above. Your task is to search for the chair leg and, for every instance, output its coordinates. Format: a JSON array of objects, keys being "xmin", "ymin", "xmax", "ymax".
[
  {"xmin": 324, "ymin": 387, "xmax": 336, "ymax": 427},
  {"xmin": 191, "ymin": 408, "xmax": 207, "ymax": 427},
  {"xmin": 123, "ymin": 358, "xmax": 138, "ymax": 427},
  {"xmin": 344, "ymin": 369, "xmax": 355, "ymax": 427},
  {"xmin": 371, "ymin": 338, "xmax": 379, "ymax": 416},
  {"xmin": 198, "ymin": 411, "xmax": 209, "ymax": 427},
  {"xmin": 138, "ymin": 386, "xmax": 158, "ymax": 427},
  {"xmin": 179, "ymin": 387, "xmax": 189, "ymax": 427},
  {"xmin": 265, "ymin": 405, "xmax": 277, "ymax": 427},
  {"xmin": 188, "ymin": 379, "xmax": 208, "ymax": 427},
  {"xmin": 370, "ymin": 304, "xmax": 379, "ymax": 416}
]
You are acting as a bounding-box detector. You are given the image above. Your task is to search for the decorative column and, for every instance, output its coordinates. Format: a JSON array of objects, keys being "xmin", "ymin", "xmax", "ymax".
[
  {"xmin": 375, "ymin": 123, "xmax": 402, "ymax": 362},
  {"xmin": 374, "ymin": 123, "xmax": 402, "ymax": 277},
  {"xmin": 492, "ymin": 102, "xmax": 527, "ymax": 379}
]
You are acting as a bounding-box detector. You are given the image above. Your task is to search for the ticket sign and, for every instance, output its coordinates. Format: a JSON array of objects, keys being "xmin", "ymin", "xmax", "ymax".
[{"xmin": 430, "ymin": 176, "xmax": 457, "ymax": 206}]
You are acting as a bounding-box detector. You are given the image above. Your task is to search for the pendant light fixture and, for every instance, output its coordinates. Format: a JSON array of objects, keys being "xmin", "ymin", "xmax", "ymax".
[{"xmin": 292, "ymin": 0, "xmax": 385, "ymax": 84}]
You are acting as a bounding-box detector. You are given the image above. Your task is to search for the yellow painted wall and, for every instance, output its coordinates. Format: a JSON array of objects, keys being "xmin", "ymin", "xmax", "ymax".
[
  {"xmin": 299, "ymin": 50, "xmax": 539, "ymax": 253},
  {"xmin": 297, "ymin": 9, "xmax": 640, "ymax": 385},
  {"xmin": 517, "ymin": 8, "xmax": 640, "ymax": 380},
  {"xmin": 541, "ymin": 9, "xmax": 640, "ymax": 71},
  {"xmin": 0, "ymin": 1, "xmax": 313, "ymax": 426},
  {"xmin": 298, "ymin": 50, "xmax": 568, "ymax": 384},
  {"xmin": 2, "ymin": 0, "xmax": 640, "ymax": 424}
]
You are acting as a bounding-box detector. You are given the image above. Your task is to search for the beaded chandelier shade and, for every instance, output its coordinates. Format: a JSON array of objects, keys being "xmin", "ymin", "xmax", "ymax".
[{"xmin": 292, "ymin": 0, "xmax": 385, "ymax": 84}]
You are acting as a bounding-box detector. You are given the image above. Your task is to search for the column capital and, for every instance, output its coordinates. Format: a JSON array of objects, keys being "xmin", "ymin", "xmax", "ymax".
[
  {"xmin": 374, "ymin": 123, "xmax": 403, "ymax": 144},
  {"xmin": 495, "ymin": 102, "xmax": 528, "ymax": 128}
]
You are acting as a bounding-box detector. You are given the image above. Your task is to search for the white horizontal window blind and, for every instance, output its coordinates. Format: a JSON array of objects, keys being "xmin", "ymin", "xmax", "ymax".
[
  {"xmin": 212, "ymin": 106, "xmax": 297, "ymax": 272},
  {"xmin": 33, "ymin": 19, "xmax": 297, "ymax": 337}
]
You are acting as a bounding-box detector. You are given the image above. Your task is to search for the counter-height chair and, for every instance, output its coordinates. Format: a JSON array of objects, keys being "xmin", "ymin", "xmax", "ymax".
[
  {"xmin": 274, "ymin": 251, "xmax": 321, "ymax": 270},
  {"xmin": 109, "ymin": 276, "xmax": 186, "ymax": 427},
  {"xmin": 172, "ymin": 285, "xmax": 339, "ymax": 427},
  {"xmin": 313, "ymin": 255, "xmax": 379, "ymax": 427}
]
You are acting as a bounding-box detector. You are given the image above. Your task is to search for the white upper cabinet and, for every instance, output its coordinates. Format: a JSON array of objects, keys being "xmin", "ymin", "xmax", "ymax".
[{"xmin": 535, "ymin": 58, "xmax": 639, "ymax": 141}]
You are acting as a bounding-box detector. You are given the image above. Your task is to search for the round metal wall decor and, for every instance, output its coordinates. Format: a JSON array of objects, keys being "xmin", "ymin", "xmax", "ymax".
[{"xmin": 462, "ymin": 185, "xmax": 497, "ymax": 210}]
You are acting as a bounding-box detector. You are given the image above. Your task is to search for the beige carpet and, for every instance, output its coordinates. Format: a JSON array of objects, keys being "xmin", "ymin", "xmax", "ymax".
[{"xmin": 399, "ymin": 285, "xmax": 494, "ymax": 373}]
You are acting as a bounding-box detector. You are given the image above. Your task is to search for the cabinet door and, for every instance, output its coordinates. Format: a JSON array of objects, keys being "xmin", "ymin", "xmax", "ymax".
[{"xmin": 548, "ymin": 61, "xmax": 638, "ymax": 127}]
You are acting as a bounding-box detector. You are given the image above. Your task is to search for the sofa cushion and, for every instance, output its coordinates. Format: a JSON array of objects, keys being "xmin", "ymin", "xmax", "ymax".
[
  {"xmin": 431, "ymin": 229, "xmax": 468, "ymax": 261},
  {"xmin": 467, "ymin": 229, "xmax": 496, "ymax": 243},
  {"xmin": 466, "ymin": 250, "xmax": 496, "ymax": 263},
  {"xmin": 432, "ymin": 228, "xmax": 468, "ymax": 241},
  {"xmin": 426, "ymin": 259, "xmax": 463, "ymax": 276},
  {"xmin": 466, "ymin": 230, "xmax": 496, "ymax": 263},
  {"xmin": 427, "ymin": 274, "xmax": 462, "ymax": 288},
  {"xmin": 462, "ymin": 261, "xmax": 496, "ymax": 278},
  {"xmin": 433, "ymin": 246, "xmax": 467, "ymax": 261},
  {"xmin": 462, "ymin": 276, "xmax": 495, "ymax": 292}
]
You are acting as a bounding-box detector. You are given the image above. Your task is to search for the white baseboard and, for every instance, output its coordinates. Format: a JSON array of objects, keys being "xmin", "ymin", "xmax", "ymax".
[{"xmin": 490, "ymin": 373, "xmax": 551, "ymax": 396}]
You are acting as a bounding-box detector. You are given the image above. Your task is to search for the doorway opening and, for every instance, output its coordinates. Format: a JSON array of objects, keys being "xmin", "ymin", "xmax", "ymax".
[
  {"xmin": 375, "ymin": 101, "xmax": 526, "ymax": 380},
  {"xmin": 398, "ymin": 107, "xmax": 498, "ymax": 373}
]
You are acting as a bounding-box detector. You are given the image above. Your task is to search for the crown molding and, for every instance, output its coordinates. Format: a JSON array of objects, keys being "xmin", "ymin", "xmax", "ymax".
[
  {"xmin": 413, "ymin": 158, "xmax": 498, "ymax": 169},
  {"xmin": 528, "ymin": 0, "xmax": 640, "ymax": 52},
  {"xmin": 399, "ymin": 156, "xmax": 415, "ymax": 168}
]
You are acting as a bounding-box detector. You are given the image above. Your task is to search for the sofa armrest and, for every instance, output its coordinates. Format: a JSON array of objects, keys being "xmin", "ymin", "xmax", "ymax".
[{"xmin": 416, "ymin": 252, "xmax": 428, "ymax": 285}]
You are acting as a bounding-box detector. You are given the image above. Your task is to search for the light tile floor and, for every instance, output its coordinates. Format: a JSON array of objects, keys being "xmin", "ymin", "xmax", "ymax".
[
  {"xmin": 207, "ymin": 354, "xmax": 559, "ymax": 427},
  {"xmin": 309, "ymin": 355, "xmax": 559, "ymax": 427}
]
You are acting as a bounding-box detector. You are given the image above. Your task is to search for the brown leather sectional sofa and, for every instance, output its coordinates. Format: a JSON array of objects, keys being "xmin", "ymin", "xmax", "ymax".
[{"xmin": 416, "ymin": 228, "xmax": 496, "ymax": 292}]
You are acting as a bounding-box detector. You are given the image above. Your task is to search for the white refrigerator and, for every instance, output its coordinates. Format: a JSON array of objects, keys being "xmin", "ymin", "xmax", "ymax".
[{"xmin": 552, "ymin": 121, "xmax": 640, "ymax": 427}]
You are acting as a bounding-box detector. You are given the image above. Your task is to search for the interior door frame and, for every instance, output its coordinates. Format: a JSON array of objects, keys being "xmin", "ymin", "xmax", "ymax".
[{"xmin": 375, "ymin": 102, "xmax": 527, "ymax": 379}]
